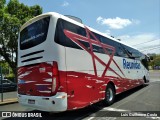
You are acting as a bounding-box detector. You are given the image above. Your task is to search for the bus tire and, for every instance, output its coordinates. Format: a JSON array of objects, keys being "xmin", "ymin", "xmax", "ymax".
[
  {"xmin": 104, "ymin": 84, "xmax": 115, "ymax": 106},
  {"xmin": 143, "ymin": 76, "xmax": 149, "ymax": 86},
  {"xmin": 143, "ymin": 76, "xmax": 146, "ymax": 83}
]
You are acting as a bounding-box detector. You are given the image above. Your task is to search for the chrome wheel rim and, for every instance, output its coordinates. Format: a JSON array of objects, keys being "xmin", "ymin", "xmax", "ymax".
[{"xmin": 106, "ymin": 88, "xmax": 113, "ymax": 102}]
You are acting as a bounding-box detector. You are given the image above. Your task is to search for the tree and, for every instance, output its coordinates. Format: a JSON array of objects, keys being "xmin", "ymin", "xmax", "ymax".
[
  {"xmin": 149, "ymin": 54, "xmax": 160, "ymax": 69},
  {"xmin": 0, "ymin": 0, "xmax": 42, "ymax": 76},
  {"xmin": 0, "ymin": 60, "xmax": 11, "ymax": 76}
]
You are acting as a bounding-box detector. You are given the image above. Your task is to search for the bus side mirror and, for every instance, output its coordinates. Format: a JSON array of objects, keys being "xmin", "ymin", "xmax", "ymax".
[{"xmin": 150, "ymin": 56, "xmax": 153, "ymax": 60}]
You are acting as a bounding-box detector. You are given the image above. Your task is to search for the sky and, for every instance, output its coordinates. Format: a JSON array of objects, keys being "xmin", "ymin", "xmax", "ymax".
[{"xmin": 9, "ymin": 0, "xmax": 160, "ymax": 54}]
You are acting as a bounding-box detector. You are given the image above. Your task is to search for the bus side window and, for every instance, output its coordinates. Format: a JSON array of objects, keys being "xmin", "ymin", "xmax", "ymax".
[
  {"xmin": 101, "ymin": 37, "xmax": 121, "ymax": 57},
  {"xmin": 90, "ymin": 32, "xmax": 101, "ymax": 41},
  {"xmin": 92, "ymin": 45, "xmax": 105, "ymax": 54},
  {"xmin": 63, "ymin": 20, "xmax": 87, "ymax": 37},
  {"xmin": 119, "ymin": 44, "xmax": 132, "ymax": 58},
  {"xmin": 116, "ymin": 44, "xmax": 126, "ymax": 57},
  {"xmin": 78, "ymin": 40, "xmax": 90, "ymax": 51},
  {"xmin": 105, "ymin": 48, "xmax": 113, "ymax": 55},
  {"xmin": 132, "ymin": 49, "xmax": 141, "ymax": 60},
  {"xmin": 55, "ymin": 19, "xmax": 86, "ymax": 50}
]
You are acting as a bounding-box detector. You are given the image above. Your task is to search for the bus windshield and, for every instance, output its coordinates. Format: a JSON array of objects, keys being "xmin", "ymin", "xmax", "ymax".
[{"xmin": 20, "ymin": 16, "xmax": 50, "ymax": 50}]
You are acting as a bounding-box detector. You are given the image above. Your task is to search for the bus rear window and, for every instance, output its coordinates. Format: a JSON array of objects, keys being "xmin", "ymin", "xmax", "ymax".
[{"xmin": 20, "ymin": 17, "xmax": 50, "ymax": 50}]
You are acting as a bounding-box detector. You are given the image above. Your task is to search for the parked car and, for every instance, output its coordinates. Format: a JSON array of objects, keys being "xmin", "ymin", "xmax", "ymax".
[
  {"xmin": 0, "ymin": 75, "xmax": 4, "ymax": 80},
  {"xmin": 0, "ymin": 79, "xmax": 17, "ymax": 92}
]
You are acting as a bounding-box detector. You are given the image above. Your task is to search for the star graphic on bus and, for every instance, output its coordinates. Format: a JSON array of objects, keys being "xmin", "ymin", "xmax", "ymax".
[{"xmin": 64, "ymin": 26, "xmax": 125, "ymax": 79}]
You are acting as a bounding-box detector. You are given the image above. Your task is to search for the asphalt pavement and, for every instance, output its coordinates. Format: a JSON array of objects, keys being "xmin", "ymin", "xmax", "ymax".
[{"xmin": 0, "ymin": 70, "xmax": 160, "ymax": 120}]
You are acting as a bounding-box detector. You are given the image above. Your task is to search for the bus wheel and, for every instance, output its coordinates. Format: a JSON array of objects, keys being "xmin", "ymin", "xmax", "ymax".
[
  {"xmin": 143, "ymin": 76, "xmax": 148, "ymax": 86},
  {"xmin": 104, "ymin": 84, "xmax": 115, "ymax": 106},
  {"xmin": 143, "ymin": 76, "xmax": 146, "ymax": 83}
]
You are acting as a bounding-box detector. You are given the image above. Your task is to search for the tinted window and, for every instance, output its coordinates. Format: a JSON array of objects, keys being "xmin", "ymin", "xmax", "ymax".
[
  {"xmin": 119, "ymin": 45, "xmax": 142, "ymax": 59},
  {"xmin": 79, "ymin": 40, "xmax": 90, "ymax": 50},
  {"xmin": 92, "ymin": 45, "xmax": 104, "ymax": 54},
  {"xmin": 90, "ymin": 32, "xmax": 100, "ymax": 41},
  {"xmin": 89, "ymin": 32, "xmax": 126, "ymax": 56},
  {"xmin": 20, "ymin": 17, "xmax": 50, "ymax": 50},
  {"xmin": 105, "ymin": 48, "xmax": 115, "ymax": 55},
  {"xmin": 90, "ymin": 33, "xmax": 95, "ymax": 40},
  {"xmin": 117, "ymin": 44, "xmax": 128, "ymax": 57},
  {"xmin": 133, "ymin": 50, "xmax": 142, "ymax": 59},
  {"xmin": 63, "ymin": 20, "xmax": 86, "ymax": 37},
  {"xmin": 101, "ymin": 37, "xmax": 123, "ymax": 56},
  {"xmin": 121, "ymin": 45, "xmax": 133, "ymax": 58},
  {"xmin": 55, "ymin": 18, "xmax": 140, "ymax": 59},
  {"xmin": 55, "ymin": 19, "xmax": 86, "ymax": 49}
]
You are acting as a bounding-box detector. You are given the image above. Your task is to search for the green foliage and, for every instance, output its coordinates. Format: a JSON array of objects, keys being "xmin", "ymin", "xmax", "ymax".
[
  {"xmin": 6, "ymin": 73, "xmax": 15, "ymax": 78},
  {"xmin": 0, "ymin": 0, "xmax": 6, "ymax": 9},
  {"xmin": 5, "ymin": 73, "xmax": 15, "ymax": 83},
  {"xmin": 7, "ymin": 0, "xmax": 42, "ymax": 24},
  {"xmin": 0, "ymin": 0, "xmax": 42, "ymax": 76},
  {"xmin": 0, "ymin": 61, "xmax": 12, "ymax": 75},
  {"xmin": 149, "ymin": 54, "xmax": 160, "ymax": 68},
  {"xmin": 153, "ymin": 55, "xmax": 160, "ymax": 66}
]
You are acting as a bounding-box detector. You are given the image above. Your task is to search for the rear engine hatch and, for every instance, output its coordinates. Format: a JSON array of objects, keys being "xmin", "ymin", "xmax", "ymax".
[{"xmin": 18, "ymin": 62, "xmax": 53, "ymax": 96}]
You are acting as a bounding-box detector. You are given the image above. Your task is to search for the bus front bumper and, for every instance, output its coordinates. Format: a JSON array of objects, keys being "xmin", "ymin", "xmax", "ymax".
[{"xmin": 18, "ymin": 92, "xmax": 67, "ymax": 112}]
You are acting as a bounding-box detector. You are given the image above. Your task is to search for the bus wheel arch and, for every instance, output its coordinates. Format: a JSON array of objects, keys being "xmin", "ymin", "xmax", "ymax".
[
  {"xmin": 103, "ymin": 82, "xmax": 116, "ymax": 106},
  {"xmin": 143, "ymin": 76, "xmax": 147, "ymax": 83}
]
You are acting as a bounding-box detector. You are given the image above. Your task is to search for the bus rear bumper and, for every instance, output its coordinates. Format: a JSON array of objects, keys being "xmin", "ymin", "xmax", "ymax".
[{"xmin": 18, "ymin": 92, "xmax": 67, "ymax": 112}]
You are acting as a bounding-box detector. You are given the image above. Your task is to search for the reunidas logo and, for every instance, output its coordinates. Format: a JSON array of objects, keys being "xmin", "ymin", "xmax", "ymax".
[{"xmin": 123, "ymin": 58, "xmax": 141, "ymax": 69}]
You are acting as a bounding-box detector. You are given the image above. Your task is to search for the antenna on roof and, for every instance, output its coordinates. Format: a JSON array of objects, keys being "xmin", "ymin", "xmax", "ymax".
[{"xmin": 65, "ymin": 15, "xmax": 83, "ymax": 23}]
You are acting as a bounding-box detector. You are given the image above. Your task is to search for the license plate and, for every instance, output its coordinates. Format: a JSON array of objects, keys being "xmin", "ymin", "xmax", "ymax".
[{"xmin": 28, "ymin": 99, "xmax": 35, "ymax": 104}]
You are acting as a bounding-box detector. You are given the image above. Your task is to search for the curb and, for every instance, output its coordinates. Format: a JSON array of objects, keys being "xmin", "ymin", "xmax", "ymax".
[
  {"xmin": 0, "ymin": 98, "xmax": 18, "ymax": 106},
  {"xmin": 149, "ymin": 70, "xmax": 160, "ymax": 72}
]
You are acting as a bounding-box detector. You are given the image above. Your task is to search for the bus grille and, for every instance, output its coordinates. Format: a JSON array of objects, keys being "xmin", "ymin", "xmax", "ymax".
[{"xmin": 20, "ymin": 50, "xmax": 44, "ymax": 63}]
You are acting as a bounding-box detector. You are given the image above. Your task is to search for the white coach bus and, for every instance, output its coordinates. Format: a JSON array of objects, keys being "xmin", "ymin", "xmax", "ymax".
[{"xmin": 17, "ymin": 12, "xmax": 150, "ymax": 112}]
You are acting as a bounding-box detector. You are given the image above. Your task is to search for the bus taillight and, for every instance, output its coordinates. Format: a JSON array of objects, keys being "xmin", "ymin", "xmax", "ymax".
[{"xmin": 51, "ymin": 61, "xmax": 59, "ymax": 95}]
